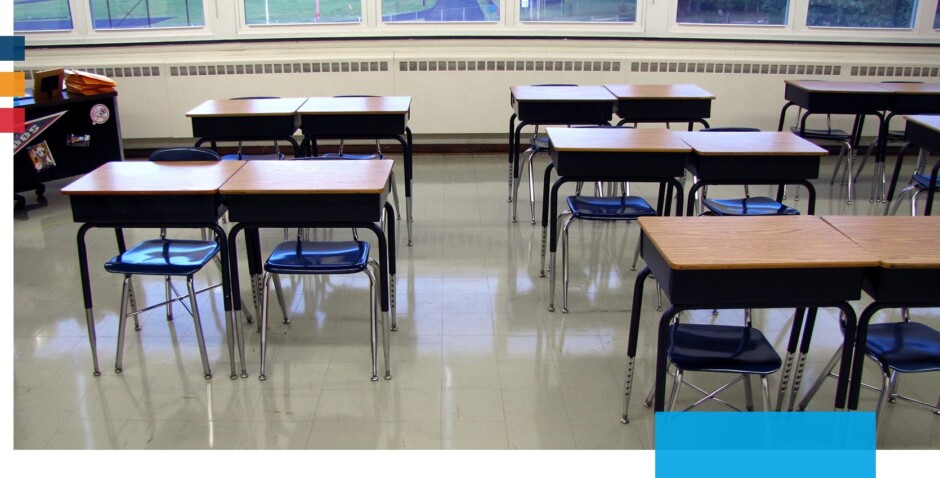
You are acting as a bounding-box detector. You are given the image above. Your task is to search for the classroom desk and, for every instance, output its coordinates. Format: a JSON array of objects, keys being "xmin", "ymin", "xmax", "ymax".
[
  {"xmin": 604, "ymin": 84, "xmax": 714, "ymax": 129},
  {"xmin": 540, "ymin": 127, "xmax": 690, "ymax": 306},
  {"xmin": 855, "ymin": 83, "xmax": 940, "ymax": 203},
  {"xmin": 508, "ymin": 85, "xmax": 616, "ymax": 213},
  {"xmin": 61, "ymin": 161, "xmax": 248, "ymax": 380},
  {"xmin": 187, "ymin": 97, "xmax": 306, "ymax": 158},
  {"xmin": 219, "ymin": 160, "xmax": 396, "ymax": 381},
  {"xmin": 821, "ymin": 216, "xmax": 940, "ymax": 411},
  {"xmin": 297, "ymin": 96, "xmax": 414, "ymax": 246},
  {"xmin": 621, "ymin": 216, "xmax": 878, "ymax": 422},
  {"xmin": 884, "ymin": 115, "xmax": 940, "ymax": 215},
  {"xmin": 778, "ymin": 80, "xmax": 892, "ymax": 204},
  {"xmin": 675, "ymin": 131, "xmax": 828, "ymax": 215}
]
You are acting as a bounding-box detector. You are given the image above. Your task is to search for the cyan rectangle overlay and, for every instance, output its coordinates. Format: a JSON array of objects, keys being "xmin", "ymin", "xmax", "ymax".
[
  {"xmin": 1, "ymin": 37, "xmax": 26, "ymax": 61},
  {"xmin": 656, "ymin": 412, "xmax": 875, "ymax": 478}
]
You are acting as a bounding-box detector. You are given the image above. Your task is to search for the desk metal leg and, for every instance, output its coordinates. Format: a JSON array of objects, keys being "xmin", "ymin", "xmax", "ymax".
[
  {"xmin": 539, "ymin": 163, "xmax": 555, "ymax": 277},
  {"xmin": 787, "ymin": 307, "xmax": 819, "ymax": 411},
  {"xmin": 623, "ymin": 266, "xmax": 653, "ymax": 424},
  {"xmin": 384, "ymin": 202, "xmax": 398, "ymax": 331},
  {"xmin": 508, "ymin": 114, "xmax": 517, "ymax": 202},
  {"xmin": 775, "ymin": 308, "xmax": 806, "ymax": 411},
  {"xmin": 404, "ymin": 127, "xmax": 415, "ymax": 245},
  {"xmin": 227, "ymin": 225, "xmax": 251, "ymax": 378},
  {"xmin": 209, "ymin": 223, "xmax": 244, "ymax": 380},
  {"xmin": 76, "ymin": 224, "xmax": 101, "ymax": 376}
]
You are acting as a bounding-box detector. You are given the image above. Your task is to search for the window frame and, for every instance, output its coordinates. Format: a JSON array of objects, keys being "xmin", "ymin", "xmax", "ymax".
[{"xmin": 15, "ymin": 1, "xmax": 940, "ymax": 47}]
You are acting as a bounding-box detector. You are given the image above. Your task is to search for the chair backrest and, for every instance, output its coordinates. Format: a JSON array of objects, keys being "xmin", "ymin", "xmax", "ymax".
[
  {"xmin": 701, "ymin": 127, "xmax": 761, "ymax": 133},
  {"xmin": 149, "ymin": 147, "xmax": 221, "ymax": 162}
]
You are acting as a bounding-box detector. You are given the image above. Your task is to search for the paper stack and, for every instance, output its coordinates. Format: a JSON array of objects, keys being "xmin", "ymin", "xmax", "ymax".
[{"xmin": 65, "ymin": 69, "xmax": 117, "ymax": 95}]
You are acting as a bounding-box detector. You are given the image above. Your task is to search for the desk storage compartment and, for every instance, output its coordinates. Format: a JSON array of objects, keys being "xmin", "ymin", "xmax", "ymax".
[
  {"xmin": 69, "ymin": 194, "xmax": 222, "ymax": 224},
  {"xmin": 642, "ymin": 234, "xmax": 866, "ymax": 306},
  {"xmin": 864, "ymin": 268, "xmax": 940, "ymax": 303},
  {"xmin": 551, "ymin": 150, "xmax": 688, "ymax": 178},
  {"xmin": 785, "ymin": 84, "xmax": 891, "ymax": 113},
  {"xmin": 686, "ymin": 154, "xmax": 820, "ymax": 181},
  {"xmin": 614, "ymin": 99, "xmax": 711, "ymax": 122},
  {"xmin": 224, "ymin": 193, "xmax": 387, "ymax": 223},
  {"xmin": 512, "ymin": 100, "xmax": 614, "ymax": 125},
  {"xmin": 301, "ymin": 113, "xmax": 407, "ymax": 137},
  {"xmin": 191, "ymin": 115, "xmax": 299, "ymax": 138}
]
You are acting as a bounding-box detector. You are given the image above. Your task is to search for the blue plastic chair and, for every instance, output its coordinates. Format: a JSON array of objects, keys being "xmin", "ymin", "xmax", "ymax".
[
  {"xmin": 257, "ymin": 238, "xmax": 390, "ymax": 382},
  {"xmin": 104, "ymin": 236, "xmax": 220, "ymax": 379},
  {"xmin": 665, "ymin": 323, "xmax": 782, "ymax": 411},
  {"xmin": 551, "ymin": 194, "xmax": 657, "ymax": 314}
]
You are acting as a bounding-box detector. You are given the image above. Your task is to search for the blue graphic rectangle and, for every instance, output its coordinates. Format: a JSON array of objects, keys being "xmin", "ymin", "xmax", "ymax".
[
  {"xmin": 656, "ymin": 412, "xmax": 875, "ymax": 478},
  {"xmin": 1, "ymin": 36, "xmax": 26, "ymax": 61}
]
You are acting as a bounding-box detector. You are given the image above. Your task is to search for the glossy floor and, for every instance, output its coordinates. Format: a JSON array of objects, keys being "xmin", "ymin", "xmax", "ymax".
[{"xmin": 12, "ymin": 154, "xmax": 939, "ymax": 450}]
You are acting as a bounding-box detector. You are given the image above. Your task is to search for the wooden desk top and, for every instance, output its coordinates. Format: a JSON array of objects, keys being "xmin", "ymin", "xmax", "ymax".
[
  {"xmin": 186, "ymin": 98, "xmax": 308, "ymax": 117},
  {"xmin": 62, "ymin": 161, "xmax": 245, "ymax": 195},
  {"xmin": 784, "ymin": 80, "xmax": 891, "ymax": 94},
  {"xmin": 510, "ymin": 85, "xmax": 615, "ymax": 102},
  {"xmin": 604, "ymin": 84, "xmax": 715, "ymax": 100},
  {"xmin": 546, "ymin": 127, "xmax": 692, "ymax": 153},
  {"xmin": 674, "ymin": 131, "xmax": 828, "ymax": 156},
  {"xmin": 822, "ymin": 216, "xmax": 940, "ymax": 269},
  {"xmin": 297, "ymin": 96, "xmax": 411, "ymax": 115},
  {"xmin": 219, "ymin": 160, "xmax": 393, "ymax": 194},
  {"xmin": 905, "ymin": 114, "xmax": 940, "ymax": 132},
  {"xmin": 638, "ymin": 216, "xmax": 878, "ymax": 270},
  {"xmin": 877, "ymin": 83, "xmax": 940, "ymax": 95}
]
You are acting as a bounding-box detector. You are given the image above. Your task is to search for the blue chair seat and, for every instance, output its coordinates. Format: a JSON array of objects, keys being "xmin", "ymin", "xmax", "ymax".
[
  {"xmin": 567, "ymin": 195, "xmax": 657, "ymax": 220},
  {"xmin": 703, "ymin": 197, "xmax": 800, "ymax": 216},
  {"xmin": 790, "ymin": 126, "xmax": 852, "ymax": 141},
  {"xmin": 264, "ymin": 240, "xmax": 370, "ymax": 275},
  {"xmin": 221, "ymin": 152, "xmax": 285, "ymax": 161},
  {"xmin": 316, "ymin": 153, "xmax": 382, "ymax": 160},
  {"xmin": 668, "ymin": 324, "xmax": 782, "ymax": 375},
  {"xmin": 866, "ymin": 322, "xmax": 940, "ymax": 374},
  {"xmin": 911, "ymin": 174, "xmax": 940, "ymax": 190},
  {"xmin": 104, "ymin": 239, "xmax": 220, "ymax": 276}
]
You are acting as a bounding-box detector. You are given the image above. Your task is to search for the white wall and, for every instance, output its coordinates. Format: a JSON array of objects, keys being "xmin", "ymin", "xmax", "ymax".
[{"xmin": 18, "ymin": 39, "xmax": 940, "ymax": 144}]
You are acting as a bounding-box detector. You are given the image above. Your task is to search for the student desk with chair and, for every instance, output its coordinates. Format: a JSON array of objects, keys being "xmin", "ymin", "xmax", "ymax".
[
  {"xmin": 187, "ymin": 97, "xmax": 307, "ymax": 158},
  {"xmin": 604, "ymin": 84, "xmax": 714, "ymax": 130},
  {"xmin": 219, "ymin": 159, "xmax": 397, "ymax": 382},
  {"xmin": 61, "ymin": 160, "xmax": 249, "ymax": 381},
  {"xmin": 297, "ymin": 96, "xmax": 415, "ymax": 246},
  {"xmin": 621, "ymin": 216, "xmax": 878, "ymax": 422}
]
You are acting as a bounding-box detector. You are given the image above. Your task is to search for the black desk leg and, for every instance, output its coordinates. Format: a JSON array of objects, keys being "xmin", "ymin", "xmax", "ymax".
[
  {"xmin": 76, "ymin": 224, "xmax": 101, "ymax": 376},
  {"xmin": 209, "ymin": 223, "xmax": 246, "ymax": 379},
  {"xmin": 775, "ymin": 308, "xmax": 806, "ymax": 410},
  {"xmin": 924, "ymin": 160, "xmax": 940, "ymax": 216},
  {"xmin": 786, "ymin": 307, "xmax": 819, "ymax": 411},
  {"xmin": 833, "ymin": 302, "xmax": 858, "ymax": 410},
  {"xmin": 539, "ymin": 163, "xmax": 555, "ymax": 277},
  {"xmin": 384, "ymin": 202, "xmax": 398, "ymax": 331},
  {"xmin": 622, "ymin": 266, "xmax": 653, "ymax": 424},
  {"xmin": 508, "ymin": 114, "xmax": 517, "ymax": 202},
  {"xmin": 402, "ymin": 129, "xmax": 415, "ymax": 246},
  {"xmin": 883, "ymin": 142, "xmax": 917, "ymax": 213},
  {"xmin": 654, "ymin": 305, "xmax": 682, "ymax": 411}
]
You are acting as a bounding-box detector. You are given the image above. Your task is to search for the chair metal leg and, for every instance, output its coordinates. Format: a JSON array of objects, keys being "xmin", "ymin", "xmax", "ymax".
[
  {"xmin": 364, "ymin": 264, "xmax": 379, "ymax": 382},
  {"xmin": 258, "ymin": 271, "xmax": 272, "ymax": 381},
  {"xmin": 845, "ymin": 143, "xmax": 856, "ymax": 205},
  {"xmin": 630, "ymin": 234, "xmax": 641, "ymax": 271},
  {"xmin": 527, "ymin": 152, "xmax": 537, "ymax": 224},
  {"xmin": 368, "ymin": 259, "xmax": 391, "ymax": 380},
  {"xmin": 187, "ymin": 276, "xmax": 212, "ymax": 379},
  {"xmin": 797, "ymin": 346, "xmax": 841, "ymax": 411},
  {"xmin": 668, "ymin": 369, "xmax": 685, "ymax": 411},
  {"xmin": 127, "ymin": 280, "xmax": 141, "ymax": 331},
  {"xmin": 115, "ymin": 275, "xmax": 132, "ymax": 374},
  {"xmin": 549, "ymin": 212, "xmax": 572, "ymax": 312},
  {"xmin": 560, "ymin": 214, "xmax": 575, "ymax": 314},
  {"xmin": 743, "ymin": 374, "xmax": 755, "ymax": 411},
  {"xmin": 272, "ymin": 273, "xmax": 289, "ymax": 324},
  {"xmin": 760, "ymin": 375, "xmax": 772, "ymax": 411},
  {"xmin": 390, "ymin": 171, "xmax": 401, "ymax": 220},
  {"xmin": 164, "ymin": 275, "xmax": 174, "ymax": 321},
  {"xmin": 875, "ymin": 372, "xmax": 892, "ymax": 432}
]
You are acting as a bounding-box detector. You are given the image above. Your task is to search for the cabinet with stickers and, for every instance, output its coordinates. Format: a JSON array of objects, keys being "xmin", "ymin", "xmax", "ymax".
[{"xmin": 13, "ymin": 90, "xmax": 123, "ymax": 209}]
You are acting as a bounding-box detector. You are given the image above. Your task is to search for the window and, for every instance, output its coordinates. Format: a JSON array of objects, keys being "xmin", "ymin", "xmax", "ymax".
[
  {"xmin": 382, "ymin": 0, "xmax": 499, "ymax": 22},
  {"xmin": 676, "ymin": 0, "xmax": 789, "ymax": 26},
  {"xmin": 14, "ymin": 0, "xmax": 73, "ymax": 32},
  {"xmin": 520, "ymin": 0, "xmax": 636, "ymax": 23},
  {"xmin": 89, "ymin": 0, "xmax": 205, "ymax": 30},
  {"xmin": 244, "ymin": 0, "xmax": 361, "ymax": 25},
  {"xmin": 806, "ymin": 0, "xmax": 917, "ymax": 29},
  {"xmin": 935, "ymin": 2, "xmax": 940, "ymax": 29}
]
